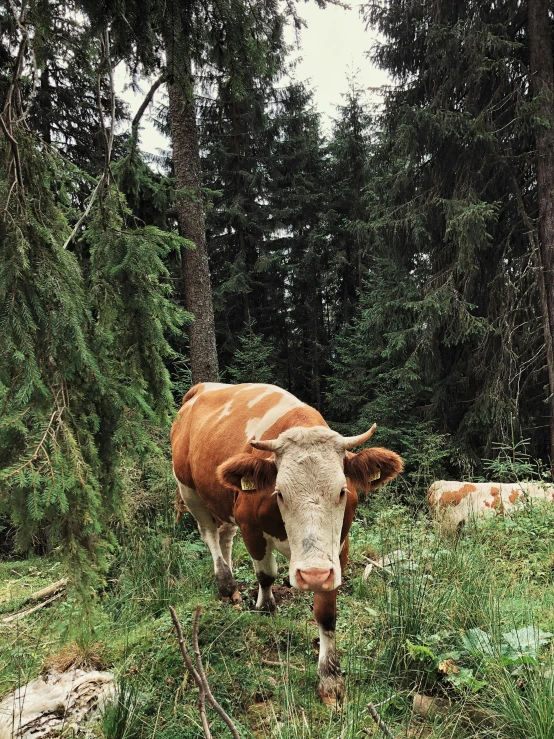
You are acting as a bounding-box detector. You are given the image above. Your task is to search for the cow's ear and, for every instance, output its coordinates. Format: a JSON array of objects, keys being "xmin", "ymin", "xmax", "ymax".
[
  {"xmin": 344, "ymin": 447, "xmax": 403, "ymax": 492},
  {"xmin": 217, "ymin": 453, "xmax": 278, "ymax": 494}
]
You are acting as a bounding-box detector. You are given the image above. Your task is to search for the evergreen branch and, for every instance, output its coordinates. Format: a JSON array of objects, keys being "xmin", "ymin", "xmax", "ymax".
[
  {"xmin": 131, "ymin": 73, "xmax": 167, "ymax": 140},
  {"xmin": 3, "ymin": 405, "xmax": 62, "ymax": 481}
]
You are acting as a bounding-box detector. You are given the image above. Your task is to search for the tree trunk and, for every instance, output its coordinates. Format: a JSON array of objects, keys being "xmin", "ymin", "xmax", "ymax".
[
  {"xmin": 528, "ymin": 0, "xmax": 554, "ymax": 471},
  {"xmin": 166, "ymin": 45, "xmax": 219, "ymax": 383}
]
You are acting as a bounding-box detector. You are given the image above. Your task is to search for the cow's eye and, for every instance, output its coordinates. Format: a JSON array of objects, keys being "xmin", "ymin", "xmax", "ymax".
[
  {"xmin": 275, "ymin": 489, "xmax": 283, "ymax": 501},
  {"xmin": 340, "ymin": 487, "xmax": 348, "ymax": 499}
]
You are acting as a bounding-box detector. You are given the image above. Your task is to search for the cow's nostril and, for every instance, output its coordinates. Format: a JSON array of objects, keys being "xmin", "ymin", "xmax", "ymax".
[{"xmin": 297, "ymin": 568, "xmax": 334, "ymax": 591}]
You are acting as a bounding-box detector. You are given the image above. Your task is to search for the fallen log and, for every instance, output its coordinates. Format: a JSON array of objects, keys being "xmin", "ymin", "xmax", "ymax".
[
  {"xmin": 0, "ymin": 669, "xmax": 114, "ymax": 739},
  {"xmin": 25, "ymin": 577, "xmax": 69, "ymax": 602}
]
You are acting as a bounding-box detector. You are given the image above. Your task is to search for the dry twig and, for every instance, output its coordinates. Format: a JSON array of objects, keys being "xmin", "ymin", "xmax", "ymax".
[
  {"xmin": 364, "ymin": 701, "xmax": 397, "ymax": 739},
  {"xmin": 63, "ymin": 29, "xmax": 117, "ymax": 249},
  {"xmin": 169, "ymin": 605, "xmax": 241, "ymax": 739}
]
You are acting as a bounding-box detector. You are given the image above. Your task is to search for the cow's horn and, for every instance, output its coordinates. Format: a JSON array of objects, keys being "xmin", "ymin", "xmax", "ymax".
[
  {"xmin": 341, "ymin": 423, "xmax": 377, "ymax": 449},
  {"xmin": 250, "ymin": 437, "xmax": 281, "ymax": 452}
]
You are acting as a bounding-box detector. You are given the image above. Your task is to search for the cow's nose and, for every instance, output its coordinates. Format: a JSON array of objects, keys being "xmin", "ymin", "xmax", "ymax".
[{"xmin": 296, "ymin": 568, "xmax": 334, "ymax": 591}]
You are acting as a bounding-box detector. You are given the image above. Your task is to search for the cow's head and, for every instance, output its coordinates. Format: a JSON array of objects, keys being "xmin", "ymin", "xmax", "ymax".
[{"xmin": 217, "ymin": 425, "xmax": 403, "ymax": 592}]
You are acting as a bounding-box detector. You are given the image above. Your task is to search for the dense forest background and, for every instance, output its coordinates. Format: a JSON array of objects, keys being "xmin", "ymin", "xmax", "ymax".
[{"xmin": 1, "ymin": 0, "xmax": 554, "ymax": 582}]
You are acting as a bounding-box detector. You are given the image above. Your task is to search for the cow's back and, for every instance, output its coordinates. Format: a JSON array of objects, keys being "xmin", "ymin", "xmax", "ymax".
[
  {"xmin": 171, "ymin": 383, "xmax": 326, "ymax": 518},
  {"xmin": 427, "ymin": 480, "xmax": 554, "ymax": 533}
]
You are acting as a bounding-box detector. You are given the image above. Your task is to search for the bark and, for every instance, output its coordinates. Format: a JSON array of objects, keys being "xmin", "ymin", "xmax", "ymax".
[
  {"xmin": 528, "ymin": 0, "xmax": 554, "ymax": 471},
  {"xmin": 166, "ymin": 44, "xmax": 219, "ymax": 383}
]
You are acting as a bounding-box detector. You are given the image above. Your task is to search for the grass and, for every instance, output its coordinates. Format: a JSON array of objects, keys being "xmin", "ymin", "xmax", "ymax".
[{"xmin": 1, "ymin": 488, "xmax": 554, "ymax": 737}]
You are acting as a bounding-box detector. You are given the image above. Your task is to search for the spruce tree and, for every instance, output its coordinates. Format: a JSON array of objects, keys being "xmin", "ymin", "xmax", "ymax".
[
  {"xmin": 200, "ymin": 10, "xmax": 287, "ymax": 382},
  {"xmin": 326, "ymin": 77, "xmax": 372, "ymax": 331},
  {"xmin": 78, "ymin": 0, "xmax": 294, "ymax": 385},
  {"xmin": 267, "ymin": 82, "xmax": 329, "ymax": 407},
  {"xmin": 355, "ymin": 0, "xmax": 551, "ymax": 473},
  {"xmin": 528, "ymin": 0, "xmax": 554, "ymax": 469},
  {"xmin": 0, "ymin": 4, "xmax": 184, "ymax": 586}
]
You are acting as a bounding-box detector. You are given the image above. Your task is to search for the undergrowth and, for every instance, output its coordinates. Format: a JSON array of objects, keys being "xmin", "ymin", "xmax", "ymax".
[{"xmin": 1, "ymin": 485, "xmax": 554, "ymax": 737}]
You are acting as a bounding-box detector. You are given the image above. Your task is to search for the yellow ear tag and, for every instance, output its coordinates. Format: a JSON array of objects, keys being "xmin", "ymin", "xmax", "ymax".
[
  {"xmin": 241, "ymin": 476, "xmax": 257, "ymax": 491},
  {"xmin": 370, "ymin": 469, "xmax": 381, "ymax": 482}
]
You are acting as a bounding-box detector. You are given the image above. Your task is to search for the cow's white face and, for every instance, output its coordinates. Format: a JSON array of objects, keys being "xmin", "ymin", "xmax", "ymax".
[
  {"xmin": 218, "ymin": 422, "xmax": 403, "ymax": 593},
  {"xmin": 269, "ymin": 427, "xmax": 349, "ymax": 591}
]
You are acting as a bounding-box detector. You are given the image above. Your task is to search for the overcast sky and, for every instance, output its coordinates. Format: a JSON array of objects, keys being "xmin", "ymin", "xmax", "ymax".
[
  {"xmin": 285, "ymin": 3, "xmax": 390, "ymax": 129},
  {"xmin": 117, "ymin": 2, "xmax": 389, "ymax": 154}
]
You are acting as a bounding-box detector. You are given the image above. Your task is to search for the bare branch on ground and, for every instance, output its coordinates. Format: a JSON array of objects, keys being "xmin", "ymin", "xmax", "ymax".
[{"xmin": 169, "ymin": 605, "xmax": 241, "ymax": 739}]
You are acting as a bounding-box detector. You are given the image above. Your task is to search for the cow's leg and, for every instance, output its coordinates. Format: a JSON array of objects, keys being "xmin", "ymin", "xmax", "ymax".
[
  {"xmin": 314, "ymin": 588, "xmax": 343, "ymax": 705},
  {"xmin": 177, "ymin": 482, "xmax": 241, "ymax": 604},
  {"xmin": 241, "ymin": 528, "xmax": 278, "ymax": 612},
  {"xmin": 253, "ymin": 536, "xmax": 278, "ymax": 612},
  {"xmin": 314, "ymin": 539, "xmax": 349, "ymax": 704},
  {"xmin": 218, "ymin": 522, "xmax": 238, "ymax": 569}
]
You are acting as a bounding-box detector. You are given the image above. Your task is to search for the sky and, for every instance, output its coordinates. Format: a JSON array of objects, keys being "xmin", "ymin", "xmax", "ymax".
[
  {"xmin": 284, "ymin": 3, "xmax": 390, "ymax": 130},
  {"xmin": 116, "ymin": 2, "xmax": 390, "ymax": 155}
]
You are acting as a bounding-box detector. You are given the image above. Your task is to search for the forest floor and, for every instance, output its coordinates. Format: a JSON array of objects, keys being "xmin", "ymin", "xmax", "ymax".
[{"xmin": 2, "ymin": 489, "xmax": 554, "ymax": 738}]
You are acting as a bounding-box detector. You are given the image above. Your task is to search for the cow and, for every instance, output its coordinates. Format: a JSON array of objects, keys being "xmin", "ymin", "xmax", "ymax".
[
  {"xmin": 171, "ymin": 382, "xmax": 403, "ymax": 704},
  {"xmin": 427, "ymin": 480, "xmax": 554, "ymax": 534}
]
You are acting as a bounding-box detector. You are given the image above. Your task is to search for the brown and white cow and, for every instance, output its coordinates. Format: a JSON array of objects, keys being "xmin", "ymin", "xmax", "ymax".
[
  {"xmin": 427, "ymin": 480, "xmax": 554, "ymax": 534},
  {"xmin": 171, "ymin": 382, "xmax": 403, "ymax": 703}
]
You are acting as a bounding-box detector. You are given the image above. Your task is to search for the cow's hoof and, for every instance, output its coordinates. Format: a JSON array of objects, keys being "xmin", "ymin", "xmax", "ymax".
[
  {"xmin": 318, "ymin": 677, "xmax": 345, "ymax": 708},
  {"xmin": 221, "ymin": 590, "xmax": 242, "ymax": 605},
  {"xmin": 256, "ymin": 597, "xmax": 277, "ymax": 614}
]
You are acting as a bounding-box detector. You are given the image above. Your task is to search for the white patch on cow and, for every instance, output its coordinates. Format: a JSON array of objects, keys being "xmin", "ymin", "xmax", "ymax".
[
  {"xmin": 253, "ymin": 533, "xmax": 280, "ymax": 609},
  {"xmin": 245, "ymin": 393, "xmax": 305, "ymax": 441},
  {"xmin": 185, "ymin": 382, "xmax": 230, "ymax": 407},
  {"xmin": 318, "ymin": 625, "xmax": 336, "ymax": 670},
  {"xmin": 247, "ymin": 385, "xmax": 284, "ymax": 408},
  {"xmin": 216, "ymin": 384, "xmax": 256, "ymax": 420},
  {"xmin": 176, "ymin": 481, "xmax": 228, "ymax": 574},
  {"xmin": 271, "ymin": 536, "xmax": 291, "ymax": 559}
]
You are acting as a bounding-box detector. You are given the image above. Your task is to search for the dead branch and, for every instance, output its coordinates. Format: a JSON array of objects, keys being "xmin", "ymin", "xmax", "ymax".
[
  {"xmin": 131, "ymin": 73, "xmax": 166, "ymax": 140},
  {"xmin": 25, "ymin": 577, "xmax": 69, "ymax": 604},
  {"xmin": 64, "ymin": 31, "xmax": 115, "ymax": 248},
  {"xmin": 106, "ymin": 30, "xmax": 115, "ymax": 164},
  {"xmin": 0, "ymin": 115, "xmax": 23, "ymax": 190},
  {"xmin": 62, "ymin": 162, "xmax": 105, "ymax": 249},
  {"xmin": 169, "ymin": 605, "xmax": 241, "ymax": 739},
  {"xmin": 0, "ymin": 577, "xmax": 67, "ymax": 607},
  {"xmin": 364, "ymin": 702, "xmax": 397, "ymax": 739},
  {"xmin": 2, "ymin": 592, "xmax": 64, "ymax": 623}
]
